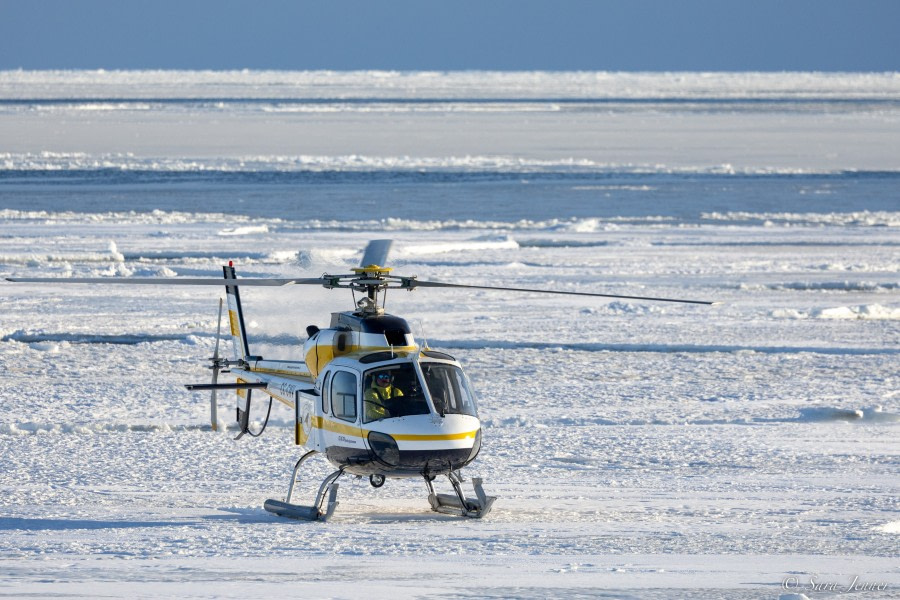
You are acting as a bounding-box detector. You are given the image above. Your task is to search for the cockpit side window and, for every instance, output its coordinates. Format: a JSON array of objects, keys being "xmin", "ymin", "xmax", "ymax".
[
  {"xmin": 421, "ymin": 363, "xmax": 478, "ymax": 417},
  {"xmin": 331, "ymin": 370, "xmax": 357, "ymax": 422}
]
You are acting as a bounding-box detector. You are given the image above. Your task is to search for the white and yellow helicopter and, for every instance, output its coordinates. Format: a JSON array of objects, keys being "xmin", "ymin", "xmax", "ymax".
[{"xmin": 7, "ymin": 240, "xmax": 715, "ymax": 521}]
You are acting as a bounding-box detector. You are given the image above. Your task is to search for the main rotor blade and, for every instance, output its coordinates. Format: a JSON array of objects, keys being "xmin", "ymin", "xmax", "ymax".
[
  {"xmin": 359, "ymin": 239, "xmax": 393, "ymax": 268},
  {"xmin": 407, "ymin": 279, "xmax": 718, "ymax": 305},
  {"xmin": 5, "ymin": 276, "xmax": 329, "ymax": 286},
  {"xmin": 7, "ymin": 273, "xmax": 719, "ymax": 304}
]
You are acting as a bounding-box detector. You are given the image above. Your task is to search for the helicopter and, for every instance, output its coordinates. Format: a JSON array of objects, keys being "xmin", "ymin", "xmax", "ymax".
[{"xmin": 6, "ymin": 240, "xmax": 716, "ymax": 521}]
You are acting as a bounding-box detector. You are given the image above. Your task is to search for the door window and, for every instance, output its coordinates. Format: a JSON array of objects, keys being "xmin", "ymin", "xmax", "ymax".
[{"xmin": 331, "ymin": 371, "xmax": 358, "ymax": 422}]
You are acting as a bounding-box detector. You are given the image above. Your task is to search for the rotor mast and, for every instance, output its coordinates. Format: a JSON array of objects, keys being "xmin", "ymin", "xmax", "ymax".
[{"xmin": 349, "ymin": 265, "xmax": 396, "ymax": 315}]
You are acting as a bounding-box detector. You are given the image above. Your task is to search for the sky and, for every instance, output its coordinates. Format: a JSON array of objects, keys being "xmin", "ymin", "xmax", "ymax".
[{"xmin": 0, "ymin": 0, "xmax": 898, "ymax": 72}]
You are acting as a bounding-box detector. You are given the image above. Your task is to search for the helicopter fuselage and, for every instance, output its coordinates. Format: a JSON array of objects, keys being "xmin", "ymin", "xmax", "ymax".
[{"xmin": 231, "ymin": 314, "xmax": 482, "ymax": 479}]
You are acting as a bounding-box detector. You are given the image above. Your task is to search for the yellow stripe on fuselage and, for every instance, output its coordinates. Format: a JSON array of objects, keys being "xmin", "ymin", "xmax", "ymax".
[
  {"xmin": 235, "ymin": 374, "xmax": 297, "ymax": 409},
  {"xmin": 393, "ymin": 430, "xmax": 478, "ymax": 441},
  {"xmin": 295, "ymin": 422, "xmax": 308, "ymax": 446},
  {"xmin": 311, "ymin": 415, "xmax": 364, "ymax": 437},
  {"xmin": 258, "ymin": 388, "xmax": 295, "ymax": 409},
  {"xmin": 309, "ymin": 415, "xmax": 477, "ymax": 442},
  {"xmin": 304, "ymin": 344, "xmax": 419, "ymax": 378},
  {"xmin": 250, "ymin": 366, "xmax": 313, "ymax": 379}
]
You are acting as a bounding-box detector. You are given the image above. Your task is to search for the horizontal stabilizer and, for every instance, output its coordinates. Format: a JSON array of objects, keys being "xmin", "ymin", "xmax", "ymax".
[{"xmin": 184, "ymin": 382, "xmax": 268, "ymax": 391}]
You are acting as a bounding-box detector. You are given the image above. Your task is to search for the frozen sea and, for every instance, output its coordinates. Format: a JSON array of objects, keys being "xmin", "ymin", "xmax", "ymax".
[{"xmin": 1, "ymin": 71, "xmax": 898, "ymax": 599}]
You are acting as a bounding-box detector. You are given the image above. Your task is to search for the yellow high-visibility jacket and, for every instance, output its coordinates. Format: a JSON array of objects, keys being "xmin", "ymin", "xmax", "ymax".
[{"xmin": 364, "ymin": 385, "xmax": 403, "ymax": 421}]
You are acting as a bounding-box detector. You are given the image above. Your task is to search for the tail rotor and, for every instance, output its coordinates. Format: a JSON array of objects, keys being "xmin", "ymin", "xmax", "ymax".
[{"xmin": 209, "ymin": 297, "xmax": 224, "ymax": 431}]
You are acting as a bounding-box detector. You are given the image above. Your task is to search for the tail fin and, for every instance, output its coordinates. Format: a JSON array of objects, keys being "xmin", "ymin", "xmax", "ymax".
[
  {"xmin": 224, "ymin": 264, "xmax": 259, "ymax": 439},
  {"xmin": 223, "ymin": 263, "xmax": 251, "ymax": 360}
]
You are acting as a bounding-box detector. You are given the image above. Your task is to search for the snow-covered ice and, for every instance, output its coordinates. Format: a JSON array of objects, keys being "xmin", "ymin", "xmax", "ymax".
[{"xmin": 1, "ymin": 71, "xmax": 898, "ymax": 599}]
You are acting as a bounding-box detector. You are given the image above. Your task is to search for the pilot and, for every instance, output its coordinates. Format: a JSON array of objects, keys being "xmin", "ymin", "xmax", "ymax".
[{"xmin": 364, "ymin": 371, "xmax": 403, "ymax": 421}]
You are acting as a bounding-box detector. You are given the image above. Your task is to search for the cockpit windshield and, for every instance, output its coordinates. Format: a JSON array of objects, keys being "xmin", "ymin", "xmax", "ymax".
[
  {"xmin": 362, "ymin": 363, "xmax": 430, "ymax": 423},
  {"xmin": 421, "ymin": 363, "xmax": 478, "ymax": 418}
]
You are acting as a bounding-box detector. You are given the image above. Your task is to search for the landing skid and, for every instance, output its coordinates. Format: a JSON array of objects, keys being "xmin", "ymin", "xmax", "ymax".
[
  {"xmin": 425, "ymin": 471, "xmax": 496, "ymax": 519},
  {"xmin": 263, "ymin": 451, "xmax": 343, "ymax": 521},
  {"xmin": 263, "ymin": 452, "xmax": 496, "ymax": 521}
]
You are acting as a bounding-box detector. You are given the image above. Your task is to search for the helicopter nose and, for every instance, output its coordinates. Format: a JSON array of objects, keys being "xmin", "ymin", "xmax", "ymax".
[{"xmin": 366, "ymin": 418, "xmax": 481, "ymax": 472}]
